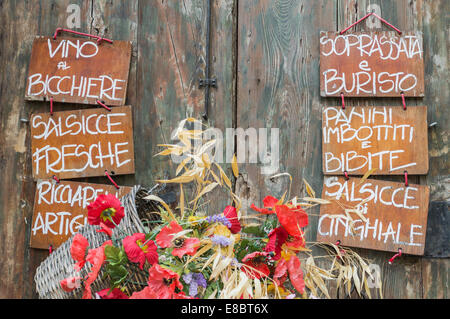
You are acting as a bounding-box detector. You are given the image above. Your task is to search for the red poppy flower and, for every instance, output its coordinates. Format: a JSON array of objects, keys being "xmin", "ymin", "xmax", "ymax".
[
  {"xmin": 273, "ymin": 257, "xmax": 288, "ymax": 287},
  {"xmin": 285, "ymin": 232, "xmax": 306, "ymax": 249},
  {"xmin": 223, "ymin": 205, "xmax": 241, "ymax": 234},
  {"xmin": 96, "ymin": 221, "xmax": 113, "ymax": 237},
  {"xmin": 250, "ymin": 195, "xmax": 279, "ymax": 215},
  {"xmin": 97, "ymin": 288, "xmax": 129, "ymax": 299},
  {"xmin": 155, "ymin": 221, "xmax": 200, "ymax": 258},
  {"xmin": 123, "ymin": 233, "xmax": 158, "ymax": 270},
  {"xmin": 147, "ymin": 264, "xmax": 183, "ymax": 299},
  {"xmin": 265, "ymin": 227, "xmax": 289, "ymax": 260},
  {"xmin": 87, "ymin": 194, "xmax": 125, "ymax": 228},
  {"xmin": 274, "ymin": 254, "xmax": 305, "ymax": 295},
  {"xmin": 275, "ymin": 205, "xmax": 308, "ymax": 237},
  {"xmin": 173, "ymin": 291, "xmax": 195, "ymax": 299},
  {"xmin": 129, "ymin": 286, "xmax": 158, "ymax": 299},
  {"xmin": 82, "ymin": 240, "xmax": 112, "ymax": 299},
  {"xmin": 287, "ymin": 255, "xmax": 305, "ymax": 295},
  {"xmin": 70, "ymin": 233, "xmax": 89, "ymax": 271},
  {"xmin": 242, "ymin": 251, "xmax": 270, "ymax": 279},
  {"xmin": 60, "ymin": 276, "xmax": 81, "ymax": 292}
]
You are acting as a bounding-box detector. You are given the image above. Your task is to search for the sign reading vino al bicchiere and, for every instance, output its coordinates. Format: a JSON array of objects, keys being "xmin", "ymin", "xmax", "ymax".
[
  {"xmin": 30, "ymin": 105, "xmax": 135, "ymax": 180},
  {"xmin": 317, "ymin": 176, "xmax": 430, "ymax": 255},
  {"xmin": 25, "ymin": 36, "xmax": 132, "ymax": 105},
  {"xmin": 322, "ymin": 105, "xmax": 428, "ymax": 175},
  {"xmin": 319, "ymin": 31, "xmax": 424, "ymax": 97}
]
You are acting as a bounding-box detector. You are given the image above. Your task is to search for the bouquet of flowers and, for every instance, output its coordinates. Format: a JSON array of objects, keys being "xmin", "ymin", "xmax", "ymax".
[{"xmin": 59, "ymin": 118, "xmax": 382, "ymax": 299}]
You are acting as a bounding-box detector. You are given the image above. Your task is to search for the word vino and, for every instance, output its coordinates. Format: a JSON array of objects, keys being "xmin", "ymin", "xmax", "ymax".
[{"xmin": 25, "ymin": 36, "xmax": 132, "ymax": 105}]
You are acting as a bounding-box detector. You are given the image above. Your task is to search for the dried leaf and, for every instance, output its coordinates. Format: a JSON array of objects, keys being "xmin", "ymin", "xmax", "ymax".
[
  {"xmin": 303, "ymin": 178, "xmax": 316, "ymax": 198},
  {"xmin": 231, "ymin": 154, "xmax": 239, "ymax": 178},
  {"xmin": 189, "ymin": 182, "xmax": 219, "ymax": 204}
]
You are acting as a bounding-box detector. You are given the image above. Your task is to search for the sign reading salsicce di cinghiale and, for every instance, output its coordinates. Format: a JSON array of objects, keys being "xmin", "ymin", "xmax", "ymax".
[
  {"xmin": 25, "ymin": 36, "xmax": 131, "ymax": 105},
  {"xmin": 319, "ymin": 31, "xmax": 424, "ymax": 97}
]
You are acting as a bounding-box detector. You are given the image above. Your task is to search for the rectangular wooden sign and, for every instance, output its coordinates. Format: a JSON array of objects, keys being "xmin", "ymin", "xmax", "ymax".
[
  {"xmin": 30, "ymin": 180, "xmax": 132, "ymax": 249},
  {"xmin": 322, "ymin": 105, "xmax": 428, "ymax": 175},
  {"xmin": 317, "ymin": 176, "xmax": 430, "ymax": 255},
  {"xmin": 31, "ymin": 105, "xmax": 135, "ymax": 180},
  {"xmin": 25, "ymin": 36, "xmax": 132, "ymax": 105},
  {"xmin": 320, "ymin": 31, "xmax": 424, "ymax": 97}
]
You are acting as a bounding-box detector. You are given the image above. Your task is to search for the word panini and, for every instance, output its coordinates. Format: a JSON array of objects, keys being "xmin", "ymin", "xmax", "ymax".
[
  {"xmin": 25, "ymin": 36, "xmax": 132, "ymax": 105},
  {"xmin": 31, "ymin": 106, "xmax": 135, "ymax": 180},
  {"xmin": 320, "ymin": 31, "xmax": 424, "ymax": 97}
]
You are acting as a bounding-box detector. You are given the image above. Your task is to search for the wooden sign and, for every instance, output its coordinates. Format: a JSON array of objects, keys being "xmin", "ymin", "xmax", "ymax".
[
  {"xmin": 320, "ymin": 31, "xmax": 424, "ymax": 97},
  {"xmin": 25, "ymin": 36, "xmax": 132, "ymax": 105},
  {"xmin": 317, "ymin": 176, "xmax": 430, "ymax": 255},
  {"xmin": 322, "ymin": 106, "xmax": 428, "ymax": 175},
  {"xmin": 31, "ymin": 106, "xmax": 135, "ymax": 180},
  {"xmin": 30, "ymin": 179, "xmax": 132, "ymax": 249}
]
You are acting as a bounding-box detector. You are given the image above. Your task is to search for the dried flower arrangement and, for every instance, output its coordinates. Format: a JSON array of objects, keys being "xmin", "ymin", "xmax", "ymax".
[{"xmin": 59, "ymin": 118, "xmax": 382, "ymax": 299}]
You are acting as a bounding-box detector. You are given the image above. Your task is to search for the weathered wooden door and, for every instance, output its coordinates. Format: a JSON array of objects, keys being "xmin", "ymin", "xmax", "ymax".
[{"xmin": 0, "ymin": 0, "xmax": 447, "ymax": 298}]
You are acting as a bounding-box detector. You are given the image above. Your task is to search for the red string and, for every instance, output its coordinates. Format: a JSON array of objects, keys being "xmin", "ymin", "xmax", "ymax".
[
  {"xmin": 339, "ymin": 12, "xmax": 402, "ymax": 35},
  {"xmin": 97, "ymin": 100, "xmax": 111, "ymax": 111},
  {"xmin": 52, "ymin": 175, "xmax": 60, "ymax": 183},
  {"xmin": 50, "ymin": 97, "xmax": 54, "ymax": 115},
  {"xmin": 341, "ymin": 93, "xmax": 345, "ymax": 110},
  {"xmin": 53, "ymin": 28, "xmax": 113, "ymax": 44},
  {"xmin": 344, "ymin": 171, "xmax": 349, "ymax": 180},
  {"xmin": 404, "ymin": 171, "xmax": 408, "ymax": 187},
  {"xmin": 401, "ymin": 93, "xmax": 406, "ymax": 110},
  {"xmin": 105, "ymin": 170, "xmax": 120, "ymax": 190},
  {"xmin": 388, "ymin": 248, "xmax": 402, "ymax": 264}
]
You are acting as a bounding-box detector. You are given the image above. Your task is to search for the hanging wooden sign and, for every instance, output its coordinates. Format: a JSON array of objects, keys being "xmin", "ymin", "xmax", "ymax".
[
  {"xmin": 322, "ymin": 105, "xmax": 428, "ymax": 175},
  {"xmin": 25, "ymin": 36, "xmax": 132, "ymax": 106},
  {"xmin": 31, "ymin": 105, "xmax": 135, "ymax": 180},
  {"xmin": 317, "ymin": 176, "xmax": 430, "ymax": 255},
  {"xmin": 30, "ymin": 179, "xmax": 132, "ymax": 249},
  {"xmin": 319, "ymin": 31, "xmax": 424, "ymax": 97}
]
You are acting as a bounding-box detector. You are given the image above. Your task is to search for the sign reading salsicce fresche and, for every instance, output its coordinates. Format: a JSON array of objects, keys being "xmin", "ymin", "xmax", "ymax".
[
  {"xmin": 319, "ymin": 31, "xmax": 424, "ymax": 97},
  {"xmin": 322, "ymin": 105, "xmax": 428, "ymax": 175},
  {"xmin": 317, "ymin": 176, "xmax": 430, "ymax": 255},
  {"xmin": 31, "ymin": 106, "xmax": 135, "ymax": 180},
  {"xmin": 30, "ymin": 179, "xmax": 132, "ymax": 249},
  {"xmin": 25, "ymin": 36, "xmax": 132, "ymax": 105}
]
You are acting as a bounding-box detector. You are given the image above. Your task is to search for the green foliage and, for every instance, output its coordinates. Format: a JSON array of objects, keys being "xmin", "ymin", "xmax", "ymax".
[{"xmin": 104, "ymin": 245, "xmax": 129, "ymax": 288}]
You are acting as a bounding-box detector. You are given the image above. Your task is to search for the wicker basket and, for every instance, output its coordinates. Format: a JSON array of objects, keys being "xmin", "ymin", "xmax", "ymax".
[{"xmin": 34, "ymin": 184, "xmax": 171, "ymax": 299}]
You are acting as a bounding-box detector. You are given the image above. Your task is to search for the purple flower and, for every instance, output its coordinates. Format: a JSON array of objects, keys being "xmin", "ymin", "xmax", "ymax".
[
  {"xmin": 183, "ymin": 272, "xmax": 207, "ymax": 297},
  {"xmin": 205, "ymin": 214, "xmax": 232, "ymax": 228},
  {"xmin": 211, "ymin": 235, "xmax": 231, "ymax": 247}
]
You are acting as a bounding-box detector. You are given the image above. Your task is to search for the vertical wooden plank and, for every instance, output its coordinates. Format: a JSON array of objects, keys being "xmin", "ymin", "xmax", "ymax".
[
  {"xmin": 0, "ymin": 0, "xmax": 90, "ymax": 298},
  {"xmin": 335, "ymin": 0, "xmax": 448, "ymax": 299},
  {"xmin": 236, "ymin": 0, "xmax": 338, "ymax": 297},
  {"xmin": 417, "ymin": 0, "xmax": 450, "ymax": 299},
  {"xmin": 237, "ymin": 0, "xmax": 337, "ymax": 213}
]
